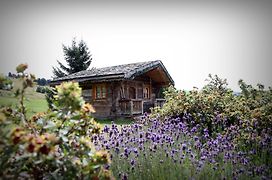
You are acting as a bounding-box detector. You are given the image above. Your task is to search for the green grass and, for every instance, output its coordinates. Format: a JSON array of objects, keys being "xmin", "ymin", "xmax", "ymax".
[
  {"xmin": 0, "ymin": 78, "xmax": 48, "ymax": 118},
  {"xmin": 96, "ymin": 118, "xmax": 134, "ymax": 126},
  {"xmin": 96, "ymin": 118, "xmax": 134, "ymax": 129},
  {"xmin": 24, "ymin": 98, "xmax": 48, "ymax": 117}
]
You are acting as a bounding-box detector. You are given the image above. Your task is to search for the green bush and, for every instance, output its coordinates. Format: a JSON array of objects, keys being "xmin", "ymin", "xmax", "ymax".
[
  {"xmin": 0, "ymin": 75, "xmax": 13, "ymax": 90},
  {"xmin": 36, "ymin": 86, "xmax": 49, "ymax": 93},
  {"xmin": 45, "ymin": 86, "xmax": 57, "ymax": 110},
  {"xmin": 0, "ymin": 64, "xmax": 113, "ymax": 179},
  {"xmin": 152, "ymin": 74, "xmax": 272, "ymax": 138}
]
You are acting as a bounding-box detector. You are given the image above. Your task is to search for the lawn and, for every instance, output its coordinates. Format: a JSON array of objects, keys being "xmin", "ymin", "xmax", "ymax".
[
  {"xmin": 96, "ymin": 118, "xmax": 133, "ymax": 126},
  {"xmin": 0, "ymin": 78, "xmax": 48, "ymax": 117}
]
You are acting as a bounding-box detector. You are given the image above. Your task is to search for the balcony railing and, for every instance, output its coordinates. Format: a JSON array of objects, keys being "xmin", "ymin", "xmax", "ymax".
[{"xmin": 119, "ymin": 99, "xmax": 143, "ymax": 115}]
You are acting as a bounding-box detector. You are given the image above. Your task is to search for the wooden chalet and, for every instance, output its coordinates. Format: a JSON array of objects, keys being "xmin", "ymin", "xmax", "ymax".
[{"xmin": 50, "ymin": 60, "xmax": 174, "ymax": 118}]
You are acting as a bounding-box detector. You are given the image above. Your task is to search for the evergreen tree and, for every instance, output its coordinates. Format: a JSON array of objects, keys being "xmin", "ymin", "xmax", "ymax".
[{"xmin": 52, "ymin": 38, "xmax": 92, "ymax": 78}]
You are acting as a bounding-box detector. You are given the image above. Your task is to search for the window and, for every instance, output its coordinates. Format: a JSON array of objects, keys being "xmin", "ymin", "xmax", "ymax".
[
  {"xmin": 95, "ymin": 84, "xmax": 106, "ymax": 99},
  {"xmin": 137, "ymin": 88, "xmax": 143, "ymax": 99},
  {"xmin": 129, "ymin": 87, "xmax": 136, "ymax": 99},
  {"xmin": 82, "ymin": 88, "xmax": 92, "ymax": 102},
  {"xmin": 143, "ymin": 86, "xmax": 150, "ymax": 99}
]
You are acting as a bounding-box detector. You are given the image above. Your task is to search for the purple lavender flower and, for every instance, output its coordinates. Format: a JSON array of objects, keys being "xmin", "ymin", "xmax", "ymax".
[
  {"xmin": 182, "ymin": 143, "xmax": 187, "ymax": 150},
  {"xmin": 130, "ymin": 158, "xmax": 135, "ymax": 166}
]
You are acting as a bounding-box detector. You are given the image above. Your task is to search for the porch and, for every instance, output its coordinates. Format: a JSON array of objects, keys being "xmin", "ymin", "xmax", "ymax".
[
  {"xmin": 119, "ymin": 98, "xmax": 166, "ymax": 116},
  {"xmin": 119, "ymin": 99, "xmax": 143, "ymax": 115}
]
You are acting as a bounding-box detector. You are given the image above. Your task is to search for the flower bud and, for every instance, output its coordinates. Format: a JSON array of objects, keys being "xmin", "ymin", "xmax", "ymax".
[{"xmin": 16, "ymin": 63, "xmax": 28, "ymax": 73}]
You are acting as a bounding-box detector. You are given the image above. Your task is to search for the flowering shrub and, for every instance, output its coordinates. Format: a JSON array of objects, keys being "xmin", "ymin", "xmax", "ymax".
[
  {"xmin": 0, "ymin": 64, "xmax": 113, "ymax": 179},
  {"xmin": 237, "ymin": 80, "xmax": 272, "ymax": 132},
  {"xmin": 152, "ymin": 75, "xmax": 272, "ymax": 136}
]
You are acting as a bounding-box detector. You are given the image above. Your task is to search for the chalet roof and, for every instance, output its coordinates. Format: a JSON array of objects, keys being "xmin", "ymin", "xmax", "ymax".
[{"xmin": 50, "ymin": 60, "xmax": 174, "ymax": 85}]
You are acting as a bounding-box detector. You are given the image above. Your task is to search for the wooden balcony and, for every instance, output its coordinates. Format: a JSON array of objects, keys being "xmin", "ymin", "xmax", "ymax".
[{"xmin": 119, "ymin": 99, "xmax": 143, "ymax": 115}]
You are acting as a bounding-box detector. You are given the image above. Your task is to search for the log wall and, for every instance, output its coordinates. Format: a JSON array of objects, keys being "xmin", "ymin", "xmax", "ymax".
[{"xmin": 80, "ymin": 79, "xmax": 160, "ymax": 119}]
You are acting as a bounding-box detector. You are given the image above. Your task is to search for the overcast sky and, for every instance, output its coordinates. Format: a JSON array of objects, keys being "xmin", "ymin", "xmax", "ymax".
[{"xmin": 0, "ymin": 0, "xmax": 271, "ymax": 91}]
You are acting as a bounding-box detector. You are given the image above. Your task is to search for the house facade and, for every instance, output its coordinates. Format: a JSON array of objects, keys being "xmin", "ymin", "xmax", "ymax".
[{"xmin": 50, "ymin": 60, "xmax": 174, "ymax": 118}]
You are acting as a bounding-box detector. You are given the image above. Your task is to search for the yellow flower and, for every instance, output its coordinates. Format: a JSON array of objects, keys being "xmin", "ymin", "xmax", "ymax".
[
  {"xmin": 100, "ymin": 169, "xmax": 114, "ymax": 180},
  {"xmin": 16, "ymin": 63, "xmax": 28, "ymax": 73},
  {"xmin": 80, "ymin": 136, "xmax": 93, "ymax": 149},
  {"xmin": 94, "ymin": 150, "xmax": 111, "ymax": 164},
  {"xmin": 42, "ymin": 133, "xmax": 58, "ymax": 143},
  {"xmin": 90, "ymin": 120, "xmax": 101, "ymax": 134},
  {"xmin": 11, "ymin": 127, "xmax": 25, "ymax": 144},
  {"xmin": 55, "ymin": 81, "xmax": 84, "ymax": 111},
  {"xmin": 31, "ymin": 112, "xmax": 45, "ymax": 122},
  {"xmin": 82, "ymin": 103, "xmax": 96, "ymax": 113}
]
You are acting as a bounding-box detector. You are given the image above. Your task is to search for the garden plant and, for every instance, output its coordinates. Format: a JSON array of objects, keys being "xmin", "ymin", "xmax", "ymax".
[
  {"xmin": 0, "ymin": 65, "xmax": 271, "ymax": 180},
  {"xmin": 0, "ymin": 64, "xmax": 113, "ymax": 179},
  {"xmin": 95, "ymin": 75, "xmax": 271, "ymax": 179}
]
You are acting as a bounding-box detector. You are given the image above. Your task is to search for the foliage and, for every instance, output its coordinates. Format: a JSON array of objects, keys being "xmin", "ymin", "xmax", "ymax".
[
  {"xmin": 1, "ymin": 65, "xmax": 271, "ymax": 179},
  {"xmin": 45, "ymin": 86, "xmax": 57, "ymax": 110},
  {"xmin": 92, "ymin": 75, "xmax": 272, "ymax": 179},
  {"xmin": 152, "ymin": 74, "xmax": 272, "ymax": 137},
  {"xmin": 36, "ymin": 86, "xmax": 54, "ymax": 99},
  {"xmin": 35, "ymin": 78, "xmax": 50, "ymax": 86},
  {"xmin": 54, "ymin": 81, "xmax": 85, "ymax": 112},
  {"xmin": 52, "ymin": 38, "xmax": 92, "ymax": 78},
  {"xmin": 36, "ymin": 86, "xmax": 47, "ymax": 93},
  {"xmin": 0, "ymin": 75, "xmax": 13, "ymax": 90},
  {"xmin": 237, "ymin": 79, "xmax": 272, "ymax": 131},
  {"xmin": 0, "ymin": 64, "xmax": 113, "ymax": 179}
]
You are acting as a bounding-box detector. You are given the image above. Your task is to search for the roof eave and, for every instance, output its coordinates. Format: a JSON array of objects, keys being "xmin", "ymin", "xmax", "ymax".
[
  {"xmin": 49, "ymin": 74, "xmax": 125, "ymax": 86},
  {"xmin": 125, "ymin": 60, "xmax": 175, "ymax": 86}
]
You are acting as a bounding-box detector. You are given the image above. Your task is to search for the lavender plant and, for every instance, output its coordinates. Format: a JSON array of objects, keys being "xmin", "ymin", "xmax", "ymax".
[{"xmin": 94, "ymin": 115, "xmax": 271, "ymax": 179}]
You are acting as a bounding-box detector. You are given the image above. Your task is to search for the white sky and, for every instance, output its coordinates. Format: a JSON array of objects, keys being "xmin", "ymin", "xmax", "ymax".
[{"xmin": 0, "ymin": 0, "xmax": 271, "ymax": 91}]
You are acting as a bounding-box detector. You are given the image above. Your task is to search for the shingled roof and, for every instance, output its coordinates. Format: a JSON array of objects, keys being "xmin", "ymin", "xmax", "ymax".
[{"xmin": 50, "ymin": 60, "xmax": 174, "ymax": 85}]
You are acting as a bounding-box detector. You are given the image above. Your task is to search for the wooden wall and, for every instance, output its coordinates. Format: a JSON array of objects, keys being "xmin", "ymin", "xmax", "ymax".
[
  {"xmin": 80, "ymin": 81, "xmax": 113, "ymax": 118},
  {"xmin": 80, "ymin": 79, "xmax": 159, "ymax": 119}
]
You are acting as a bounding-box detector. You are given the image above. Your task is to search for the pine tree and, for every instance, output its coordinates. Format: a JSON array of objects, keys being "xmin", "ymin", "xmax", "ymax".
[{"xmin": 52, "ymin": 38, "xmax": 92, "ymax": 78}]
